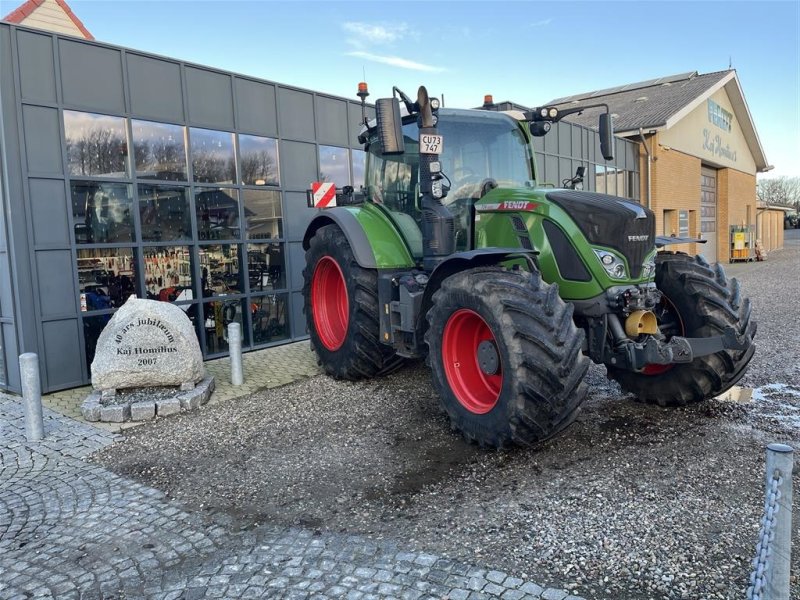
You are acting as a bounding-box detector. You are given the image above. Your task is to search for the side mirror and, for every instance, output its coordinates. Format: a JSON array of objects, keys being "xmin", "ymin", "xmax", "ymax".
[
  {"xmin": 376, "ymin": 97, "xmax": 404, "ymax": 155},
  {"xmin": 576, "ymin": 166, "xmax": 586, "ymax": 178},
  {"xmin": 599, "ymin": 113, "xmax": 614, "ymax": 161}
]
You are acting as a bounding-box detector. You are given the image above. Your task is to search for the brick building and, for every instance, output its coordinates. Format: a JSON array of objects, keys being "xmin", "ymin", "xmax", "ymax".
[{"xmin": 547, "ymin": 71, "xmax": 773, "ymax": 263}]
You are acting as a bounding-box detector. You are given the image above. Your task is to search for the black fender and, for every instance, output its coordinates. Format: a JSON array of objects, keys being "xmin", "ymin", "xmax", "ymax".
[
  {"xmin": 303, "ymin": 209, "xmax": 377, "ymax": 268},
  {"xmin": 420, "ymin": 248, "xmax": 539, "ymax": 324}
]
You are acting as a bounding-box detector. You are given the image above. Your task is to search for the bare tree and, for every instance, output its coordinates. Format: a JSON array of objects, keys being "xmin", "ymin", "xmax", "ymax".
[
  {"xmin": 67, "ymin": 127, "xmax": 127, "ymax": 176},
  {"xmin": 241, "ymin": 150, "xmax": 277, "ymax": 185},
  {"xmin": 757, "ymin": 176, "xmax": 800, "ymax": 209}
]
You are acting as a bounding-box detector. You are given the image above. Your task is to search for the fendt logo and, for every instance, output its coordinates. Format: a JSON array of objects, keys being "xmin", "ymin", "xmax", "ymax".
[
  {"xmin": 500, "ymin": 201, "xmax": 537, "ymax": 211},
  {"xmin": 627, "ymin": 235, "xmax": 649, "ymax": 242}
]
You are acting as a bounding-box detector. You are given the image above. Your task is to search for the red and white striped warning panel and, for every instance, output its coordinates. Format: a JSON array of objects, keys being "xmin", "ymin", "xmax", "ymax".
[{"xmin": 310, "ymin": 182, "xmax": 336, "ymax": 208}]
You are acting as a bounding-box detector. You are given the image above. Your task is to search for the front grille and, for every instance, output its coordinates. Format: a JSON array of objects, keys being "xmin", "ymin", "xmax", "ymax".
[{"xmin": 545, "ymin": 190, "xmax": 654, "ymax": 278}]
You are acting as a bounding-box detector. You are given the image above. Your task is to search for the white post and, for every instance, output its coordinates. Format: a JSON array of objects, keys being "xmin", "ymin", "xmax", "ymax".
[
  {"xmin": 19, "ymin": 353, "xmax": 44, "ymax": 441},
  {"xmin": 765, "ymin": 443, "xmax": 793, "ymax": 600},
  {"xmin": 228, "ymin": 322, "xmax": 243, "ymax": 386}
]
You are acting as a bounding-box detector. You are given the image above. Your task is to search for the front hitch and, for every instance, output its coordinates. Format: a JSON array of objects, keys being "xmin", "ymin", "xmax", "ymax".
[{"xmin": 620, "ymin": 327, "xmax": 748, "ymax": 371}]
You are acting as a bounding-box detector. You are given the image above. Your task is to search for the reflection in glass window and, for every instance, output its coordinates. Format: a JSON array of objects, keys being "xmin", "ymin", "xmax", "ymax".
[
  {"xmin": 190, "ymin": 128, "xmax": 235, "ymax": 183},
  {"xmin": 242, "ymin": 189, "xmax": 282, "ymax": 240},
  {"xmin": 352, "ymin": 149, "xmax": 366, "ymax": 188},
  {"xmin": 239, "ymin": 134, "xmax": 279, "ymax": 186},
  {"xmin": 76, "ymin": 247, "xmax": 137, "ymax": 310},
  {"xmin": 196, "ymin": 188, "xmax": 240, "ymax": 240},
  {"xmin": 202, "ymin": 298, "xmax": 247, "ymax": 354},
  {"xmin": 143, "ymin": 246, "xmax": 193, "ymax": 302},
  {"xmin": 679, "ymin": 210, "xmax": 690, "ymax": 237},
  {"xmin": 132, "ymin": 120, "xmax": 187, "ymax": 180},
  {"xmin": 247, "ymin": 243, "xmax": 285, "ymax": 291},
  {"xmin": 139, "ymin": 184, "xmax": 191, "ymax": 241},
  {"xmin": 64, "ymin": 111, "xmax": 129, "ymax": 177},
  {"xmin": 83, "ymin": 313, "xmax": 113, "ymax": 372},
  {"xmin": 319, "ymin": 145, "xmax": 350, "ymax": 187},
  {"xmin": 71, "ymin": 182, "xmax": 134, "ymax": 244},
  {"xmin": 252, "ymin": 293, "xmax": 289, "ymax": 345},
  {"xmin": 198, "ymin": 244, "xmax": 242, "ymax": 296}
]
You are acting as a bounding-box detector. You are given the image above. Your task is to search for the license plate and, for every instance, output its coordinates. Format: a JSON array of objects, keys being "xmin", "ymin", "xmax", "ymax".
[{"xmin": 420, "ymin": 134, "xmax": 443, "ymax": 155}]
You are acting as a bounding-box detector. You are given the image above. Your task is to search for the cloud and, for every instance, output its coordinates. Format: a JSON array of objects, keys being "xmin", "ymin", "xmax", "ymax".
[
  {"xmin": 346, "ymin": 51, "xmax": 445, "ymax": 73},
  {"xmin": 529, "ymin": 19, "xmax": 553, "ymax": 27},
  {"xmin": 342, "ymin": 22, "xmax": 410, "ymax": 45}
]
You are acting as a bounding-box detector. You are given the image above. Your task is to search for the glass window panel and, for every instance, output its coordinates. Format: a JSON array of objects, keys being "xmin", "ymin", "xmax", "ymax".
[
  {"xmin": 71, "ymin": 182, "xmax": 134, "ymax": 244},
  {"xmin": 202, "ymin": 298, "xmax": 247, "ymax": 354},
  {"xmin": 352, "ymin": 149, "xmax": 366, "ymax": 188},
  {"xmin": 242, "ymin": 189, "xmax": 282, "ymax": 240},
  {"xmin": 143, "ymin": 246, "xmax": 193, "ymax": 302},
  {"xmin": 139, "ymin": 184, "xmax": 191, "ymax": 241},
  {"xmin": 594, "ymin": 165, "xmax": 606, "ymax": 194},
  {"xmin": 239, "ymin": 134, "xmax": 279, "ymax": 186},
  {"xmin": 77, "ymin": 247, "xmax": 137, "ymax": 310},
  {"xmin": 190, "ymin": 128, "xmax": 235, "ymax": 183},
  {"xmin": 251, "ymin": 293, "xmax": 289, "ymax": 345},
  {"xmin": 132, "ymin": 120, "xmax": 187, "ymax": 181},
  {"xmin": 247, "ymin": 243, "xmax": 285, "ymax": 291},
  {"xmin": 196, "ymin": 188, "xmax": 240, "ymax": 241},
  {"xmin": 83, "ymin": 313, "xmax": 114, "ymax": 373},
  {"xmin": 319, "ymin": 145, "xmax": 350, "ymax": 187},
  {"xmin": 198, "ymin": 244, "xmax": 243, "ymax": 296},
  {"xmin": 64, "ymin": 110, "xmax": 129, "ymax": 177},
  {"xmin": 679, "ymin": 210, "xmax": 690, "ymax": 237}
]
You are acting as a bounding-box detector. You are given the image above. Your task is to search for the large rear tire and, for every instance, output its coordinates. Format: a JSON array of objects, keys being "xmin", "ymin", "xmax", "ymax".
[
  {"xmin": 425, "ymin": 267, "xmax": 589, "ymax": 448},
  {"xmin": 303, "ymin": 225, "xmax": 403, "ymax": 379},
  {"xmin": 607, "ymin": 253, "xmax": 756, "ymax": 406}
]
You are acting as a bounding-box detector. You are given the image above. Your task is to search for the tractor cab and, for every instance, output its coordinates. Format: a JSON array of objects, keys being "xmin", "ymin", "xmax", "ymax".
[{"xmin": 363, "ymin": 108, "xmax": 535, "ymax": 253}]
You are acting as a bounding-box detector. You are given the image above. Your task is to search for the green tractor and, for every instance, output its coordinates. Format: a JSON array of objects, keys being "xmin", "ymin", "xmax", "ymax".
[{"xmin": 302, "ymin": 84, "xmax": 755, "ymax": 448}]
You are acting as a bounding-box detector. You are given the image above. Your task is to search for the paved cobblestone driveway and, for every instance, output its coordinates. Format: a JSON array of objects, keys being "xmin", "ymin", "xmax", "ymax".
[{"xmin": 0, "ymin": 397, "xmax": 583, "ymax": 600}]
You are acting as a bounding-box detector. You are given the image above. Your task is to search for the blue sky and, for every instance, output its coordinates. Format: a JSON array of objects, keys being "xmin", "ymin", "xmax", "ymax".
[{"xmin": 7, "ymin": 0, "xmax": 797, "ymax": 177}]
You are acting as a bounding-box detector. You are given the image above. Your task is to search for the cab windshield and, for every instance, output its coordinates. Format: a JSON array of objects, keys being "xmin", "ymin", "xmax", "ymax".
[{"xmin": 365, "ymin": 110, "xmax": 533, "ymax": 214}]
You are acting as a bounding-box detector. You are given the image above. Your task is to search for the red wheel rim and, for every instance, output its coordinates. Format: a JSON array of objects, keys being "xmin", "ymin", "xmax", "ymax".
[
  {"xmin": 642, "ymin": 294, "xmax": 685, "ymax": 375},
  {"xmin": 311, "ymin": 256, "xmax": 349, "ymax": 351},
  {"xmin": 442, "ymin": 309, "xmax": 502, "ymax": 414}
]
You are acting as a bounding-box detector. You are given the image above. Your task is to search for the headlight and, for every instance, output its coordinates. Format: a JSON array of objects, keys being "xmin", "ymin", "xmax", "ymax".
[
  {"xmin": 594, "ymin": 249, "xmax": 628, "ymax": 280},
  {"xmin": 641, "ymin": 252, "xmax": 657, "ymax": 279}
]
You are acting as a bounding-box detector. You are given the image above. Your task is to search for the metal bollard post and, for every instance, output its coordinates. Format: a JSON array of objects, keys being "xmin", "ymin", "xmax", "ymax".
[
  {"xmin": 19, "ymin": 353, "xmax": 44, "ymax": 441},
  {"xmin": 228, "ymin": 322, "xmax": 243, "ymax": 386},
  {"xmin": 765, "ymin": 443, "xmax": 793, "ymax": 600}
]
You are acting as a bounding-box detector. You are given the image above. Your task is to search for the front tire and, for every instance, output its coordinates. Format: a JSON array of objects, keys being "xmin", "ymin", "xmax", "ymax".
[
  {"xmin": 608, "ymin": 253, "xmax": 756, "ymax": 406},
  {"xmin": 303, "ymin": 225, "xmax": 402, "ymax": 379},
  {"xmin": 425, "ymin": 267, "xmax": 589, "ymax": 448}
]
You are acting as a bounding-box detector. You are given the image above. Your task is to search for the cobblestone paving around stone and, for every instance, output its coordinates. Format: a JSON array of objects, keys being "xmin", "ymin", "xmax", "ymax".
[
  {"xmin": 0, "ymin": 396, "xmax": 585, "ymax": 600},
  {"xmin": 39, "ymin": 341, "xmax": 323, "ymax": 432}
]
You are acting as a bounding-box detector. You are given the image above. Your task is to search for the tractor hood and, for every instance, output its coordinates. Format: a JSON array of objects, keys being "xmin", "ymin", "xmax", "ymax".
[{"xmin": 544, "ymin": 190, "xmax": 655, "ymax": 278}]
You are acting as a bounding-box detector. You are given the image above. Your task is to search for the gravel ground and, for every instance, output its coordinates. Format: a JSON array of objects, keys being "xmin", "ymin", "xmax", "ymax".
[{"xmin": 96, "ymin": 237, "xmax": 800, "ymax": 600}]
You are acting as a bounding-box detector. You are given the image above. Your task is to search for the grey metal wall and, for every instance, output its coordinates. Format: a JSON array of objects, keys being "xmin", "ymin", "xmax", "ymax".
[
  {"xmin": 0, "ymin": 22, "xmax": 371, "ymax": 393},
  {"xmin": 533, "ymin": 120, "xmax": 640, "ymax": 199}
]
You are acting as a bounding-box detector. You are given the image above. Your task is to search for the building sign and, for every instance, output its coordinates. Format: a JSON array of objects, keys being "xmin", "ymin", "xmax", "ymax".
[
  {"xmin": 707, "ymin": 99, "xmax": 733, "ymax": 132},
  {"xmin": 703, "ymin": 99, "xmax": 737, "ymax": 162}
]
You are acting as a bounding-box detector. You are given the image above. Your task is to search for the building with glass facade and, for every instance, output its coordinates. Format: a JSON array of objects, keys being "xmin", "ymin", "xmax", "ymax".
[{"xmin": 0, "ymin": 21, "xmax": 639, "ymax": 393}]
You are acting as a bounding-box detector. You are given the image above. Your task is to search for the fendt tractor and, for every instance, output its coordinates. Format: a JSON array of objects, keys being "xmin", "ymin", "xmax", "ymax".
[{"xmin": 301, "ymin": 83, "xmax": 756, "ymax": 448}]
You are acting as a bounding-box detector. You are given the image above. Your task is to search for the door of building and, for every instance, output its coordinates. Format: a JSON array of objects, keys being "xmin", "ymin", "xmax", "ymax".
[{"xmin": 700, "ymin": 167, "xmax": 717, "ymax": 263}]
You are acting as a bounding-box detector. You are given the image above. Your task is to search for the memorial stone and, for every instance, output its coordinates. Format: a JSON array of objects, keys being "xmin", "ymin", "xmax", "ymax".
[{"xmin": 91, "ymin": 296, "xmax": 204, "ymax": 390}]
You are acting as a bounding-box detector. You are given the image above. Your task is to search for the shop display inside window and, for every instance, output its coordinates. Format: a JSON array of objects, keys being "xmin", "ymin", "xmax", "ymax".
[
  {"xmin": 71, "ymin": 182, "xmax": 134, "ymax": 244},
  {"xmin": 247, "ymin": 243, "xmax": 285, "ymax": 291},
  {"xmin": 190, "ymin": 128, "xmax": 236, "ymax": 184},
  {"xmin": 199, "ymin": 244, "xmax": 243, "ymax": 296},
  {"xmin": 319, "ymin": 145, "xmax": 351, "ymax": 188},
  {"xmin": 202, "ymin": 298, "xmax": 247, "ymax": 354},
  {"xmin": 83, "ymin": 314, "xmax": 112, "ymax": 371},
  {"xmin": 132, "ymin": 120, "xmax": 187, "ymax": 181},
  {"xmin": 251, "ymin": 293, "xmax": 289, "ymax": 345},
  {"xmin": 64, "ymin": 111, "xmax": 129, "ymax": 177},
  {"xmin": 76, "ymin": 247, "xmax": 137, "ymax": 310},
  {"xmin": 196, "ymin": 188, "xmax": 240, "ymax": 240},
  {"xmin": 243, "ymin": 189, "xmax": 282, "ymax": 240},
  {"xmin": 143, "ymin": 246, "xmax": 193, "ymax": 302},
  {"xmin": 239, "ymin": 134, "xmax": 279, "ymax": 186},
  {"xmin": 139, "ymin": 184, "xmax": 191, "ymax": 241}
]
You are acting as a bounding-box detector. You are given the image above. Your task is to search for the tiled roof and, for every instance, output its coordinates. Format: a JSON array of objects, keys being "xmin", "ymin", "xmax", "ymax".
[
  {"xmin": 545, "ymin": 71, "xmax": 732, "ymax": 132},
  {"xmin": 2, "ymin": 0, "xmax": 94, "ymax": 40}
]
